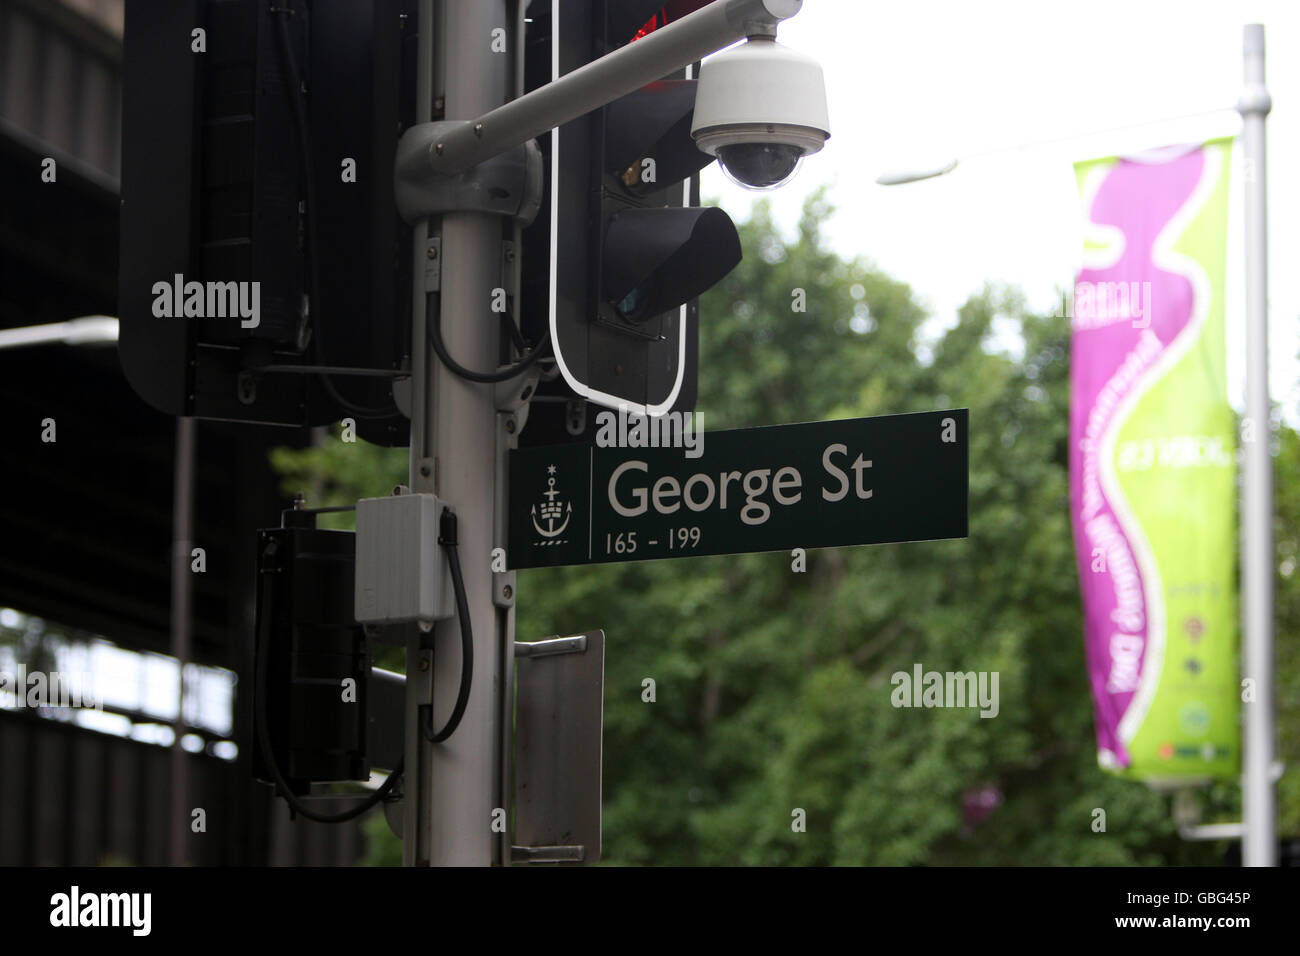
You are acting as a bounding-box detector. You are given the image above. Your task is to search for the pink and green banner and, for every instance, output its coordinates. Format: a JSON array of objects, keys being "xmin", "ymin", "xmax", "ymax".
[{"xmin": 1069, "ymin": 137, "xmax": 1239, "ymax": 782}]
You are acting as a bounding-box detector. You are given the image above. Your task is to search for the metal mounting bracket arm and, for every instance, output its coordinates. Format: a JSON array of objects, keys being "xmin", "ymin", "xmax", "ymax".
[
  {"xmin": 422, "ymin": 0, "xmax": 802, "ymax": 178},
  {"xmin": 394, "ymin": 120, "xmax": 544, "ymax": 225}
]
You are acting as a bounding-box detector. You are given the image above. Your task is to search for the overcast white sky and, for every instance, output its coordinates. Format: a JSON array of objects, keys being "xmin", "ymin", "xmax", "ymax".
[{"xmin": 702, "ymin": 0, "xmax": 1300, "ymax": 419}]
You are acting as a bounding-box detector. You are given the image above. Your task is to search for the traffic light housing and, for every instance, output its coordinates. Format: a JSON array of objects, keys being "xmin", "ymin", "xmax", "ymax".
[
  {"xmin": 521, "ymin": 0, "xmax": 740, "ymax": 435},
  {"xmin": 118, "ymin": 0, "xmax": 415, "ymax": 444},
  {"xmin": 253, "ymin": 514, "xmax": 371, "ymax": 792}
]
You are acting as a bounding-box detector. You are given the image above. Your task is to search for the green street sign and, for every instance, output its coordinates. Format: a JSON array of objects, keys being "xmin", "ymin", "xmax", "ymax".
[{"xmin": 508, "ymin": 409, "xmax": 968, "ymax": 569}]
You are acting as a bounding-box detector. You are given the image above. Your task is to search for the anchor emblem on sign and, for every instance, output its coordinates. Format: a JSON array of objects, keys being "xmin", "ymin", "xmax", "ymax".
[{"xmin": 531, "ymin": 465, "xmax": 571, "ymax": 540}]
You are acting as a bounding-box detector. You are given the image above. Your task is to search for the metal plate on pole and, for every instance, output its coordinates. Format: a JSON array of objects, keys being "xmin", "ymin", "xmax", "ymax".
[
  {"xmin": 508, "ymin": 408, "xmax": 968, "ymax": 569},
  {"xmin": 512, "ymin": 632, "xmax": 604, "ymax": 864}
]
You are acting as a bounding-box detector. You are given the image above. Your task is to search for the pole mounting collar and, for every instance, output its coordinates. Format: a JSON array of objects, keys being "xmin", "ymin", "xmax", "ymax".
[
  {"xmin": 726, "ymin": 0, "xmax": 801, "ymax": 38},
  {"xmin": 395, "ymin": 121, "xmax": 544, "ymax": 225}
]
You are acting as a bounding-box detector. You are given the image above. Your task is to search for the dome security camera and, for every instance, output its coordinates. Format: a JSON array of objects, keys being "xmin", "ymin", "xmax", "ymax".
[{"xmin": 690, "ymin": 36, "xmax": 830, "ymax": 191}]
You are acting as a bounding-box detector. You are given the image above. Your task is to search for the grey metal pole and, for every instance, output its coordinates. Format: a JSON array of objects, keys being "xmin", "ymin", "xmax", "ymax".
[
  {"xmin": 403, "ymin": 0, "xmax": 437, "ymax": 867},
  {"xmin": 169, "ymin": 414, "xmax": 196, "ymax": 866},
  {"xmin": 421, "ymin": 0, "xmax": 801, "ymax": 177},
  {"xmin": 404, "ymin": 0, "xmax": 512, "ymax": 867},
  {"xmin": 1237, "ymin": 22, "xmax": 1276, "ymax": 868}
]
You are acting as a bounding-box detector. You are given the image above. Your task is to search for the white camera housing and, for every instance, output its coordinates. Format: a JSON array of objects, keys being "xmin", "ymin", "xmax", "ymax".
[{"xmin": 691, "ymin": 36, "xmax": 830, "ymax": 190}]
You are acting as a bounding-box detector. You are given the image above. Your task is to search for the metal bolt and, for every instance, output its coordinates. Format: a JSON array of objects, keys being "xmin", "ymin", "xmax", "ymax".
[
  {"xmin": 502, "ymin": 584, "xmax": 513, "ymax": 600},
  {"xmin": 419, "ymin": 658, "xmax": 430, "ymax": 671},
  {"xmin": 474, "ymin": 123, "xmax": 484, "ymax": 137},
  {"xmin": 504, "ymin": 247, "xmax": 516, "ymax": 262},
  {"xmin": 435, "ymin": 142, "xmax": 445, "ymax": 156},
  {"xmin": 420, "ymin": 463, "xmax": 432, "ymax": 477},
  {"xmin": 505, "ymin": 418, "xmax": 516, "ymax": 434},
  {"xmin": 427, "ymin": 244, "xmax": 438, "ymax": 260},
  {"xmin": 237, "ymin": 370, "xmax": 257, "ymax": 404}
]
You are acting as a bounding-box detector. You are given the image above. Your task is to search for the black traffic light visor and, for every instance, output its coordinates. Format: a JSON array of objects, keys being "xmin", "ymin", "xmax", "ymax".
[
  {"xmin": 602, "ymin": 205, "xmax": 741, "ymax": 321},
  {"xmin": 604, "ymin": 80, "xmax": 715, "ymax": 192}
]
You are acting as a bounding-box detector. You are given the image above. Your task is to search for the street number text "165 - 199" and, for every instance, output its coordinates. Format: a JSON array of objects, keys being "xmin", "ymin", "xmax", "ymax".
[{"xmin": 605, "ymin": 527, "xmax": 701, "ymax": 555}]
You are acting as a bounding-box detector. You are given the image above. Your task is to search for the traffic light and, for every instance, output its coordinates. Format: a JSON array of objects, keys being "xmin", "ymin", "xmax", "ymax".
[
  {"xmin": 118, "ymin": 0, "xmax": 415, "ymax": 444},
  {"xmin": 253, "ymin": 511, "xmax": 371, "ymax": 793},
  {"xmin": 520, "ymin": 0, "xmax": 741, "ymax": 437}
]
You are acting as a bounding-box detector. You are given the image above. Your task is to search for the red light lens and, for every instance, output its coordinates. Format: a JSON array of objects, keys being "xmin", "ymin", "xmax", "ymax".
[
  {"xmin": 632, "ymin": 13, "xmax": 662, "ymax": 41},
  {"xmin": 630, "ymin": 1, "xmax": 715, "ymax": 41}
]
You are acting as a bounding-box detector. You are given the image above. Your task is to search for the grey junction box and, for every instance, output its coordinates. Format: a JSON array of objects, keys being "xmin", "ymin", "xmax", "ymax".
[{"xmin": 355, "ymin": 493, "xmax": 450, "ymax": 627}]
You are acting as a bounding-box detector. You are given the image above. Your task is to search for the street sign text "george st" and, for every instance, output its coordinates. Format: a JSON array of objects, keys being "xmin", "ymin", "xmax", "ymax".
[{"xmin": 508, "ymin": 409, "xmax": 968, "ymax": 569}]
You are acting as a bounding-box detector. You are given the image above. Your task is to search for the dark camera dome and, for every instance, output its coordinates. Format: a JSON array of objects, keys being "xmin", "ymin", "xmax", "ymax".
[{"xmin": 717, "ymin": 142, "xmax": 804, "ymax": 190}]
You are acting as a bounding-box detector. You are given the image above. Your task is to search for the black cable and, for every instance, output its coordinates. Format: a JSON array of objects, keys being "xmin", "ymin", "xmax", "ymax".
[
  {"xmin": 273, "ymin": 4, "xmax": 396, "ymax": 421},
  {"xmin": 422, "ymin": 507, "xmax": 473, "ymax": 743},
  {"xmin": 428, "ymin": 292, "xmax": 551, "ymax": 384},
  {"xmin": 254, "ymin": 590, "xmax": 402, "ymax": 824},
  {"xmin": 502, "ymin": 312, "xmax": 528, "ymax": 353}
]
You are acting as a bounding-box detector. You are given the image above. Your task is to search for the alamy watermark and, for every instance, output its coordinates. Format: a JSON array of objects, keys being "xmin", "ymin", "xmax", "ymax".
[
  {"xmin": 890, "ymin": 663, "xmax": 999, "ymax": 718},
  {"xmin": 1053, "ymin": 280, "xmax": 1152, "ymax": 330},
  {"xmin": 0, "ymin": 667, "xmax": 100, "ymax": 710},
  {"xmin": 50, "ymin": 886, "xmax": 151, "ymax": 936},
  {"xmin": 595, "ymin": 403, "xmax": 703, "ymax": 458},
  {"xmin": 150, "ymin": 273, "xmax": 260, "ymax": 328}
]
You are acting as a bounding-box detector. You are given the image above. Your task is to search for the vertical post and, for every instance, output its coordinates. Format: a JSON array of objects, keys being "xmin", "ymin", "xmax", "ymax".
[
  {"xmin": 404, "ymin": 0, "xmax": 512, "ymax": 866},
  {"xmin": 1237, "ymin": 22, "xmax": 1276, "ymax": 868},
  {"xmin": 402, "ymin": 0, "xmax": 436, "ymax": 868},
  {"xmin": 169, "ymin": 414, "xmax": 196, "ymax": 866}
]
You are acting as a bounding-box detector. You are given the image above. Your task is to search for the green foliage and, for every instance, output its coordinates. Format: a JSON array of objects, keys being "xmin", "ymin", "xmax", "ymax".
[
  {"xmin": 271, "ymin": 191, "xmax": 1298, "ymax": 866},
  {"xmin": 360, "ymin": 811, "xmax": 403, "ymax": 867},
  {"xmin": 268, "ymin": 439, "xmax": 407, "ymax": 532}
]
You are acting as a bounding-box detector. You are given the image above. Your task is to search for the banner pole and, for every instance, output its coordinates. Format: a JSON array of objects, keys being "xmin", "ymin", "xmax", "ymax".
[{"xmin": 1237, "ymin": 22, "xmax": 1276, "ymax": 868}]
